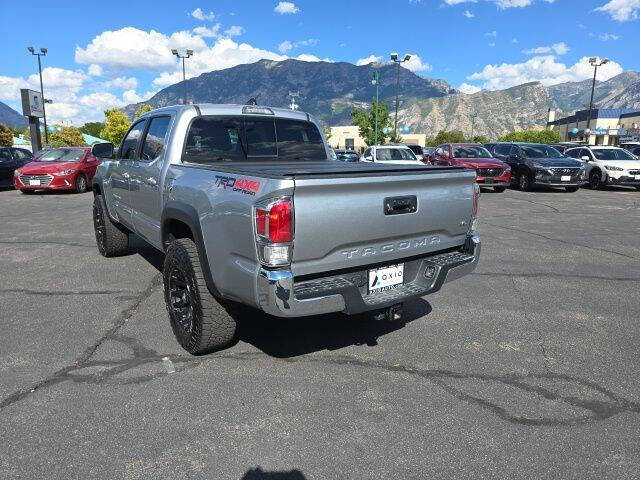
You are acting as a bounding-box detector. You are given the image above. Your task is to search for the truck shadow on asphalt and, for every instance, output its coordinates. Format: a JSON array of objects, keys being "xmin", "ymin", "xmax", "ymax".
[{"xmin": 241, "ymin": 468, "xmax": 306, "ymax": 480}]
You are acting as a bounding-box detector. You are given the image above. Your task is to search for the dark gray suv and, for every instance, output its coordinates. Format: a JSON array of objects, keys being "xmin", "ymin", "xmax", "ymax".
[{"xmin": 491, "ymin": 142, "xmax": 584, "ymax": 192}]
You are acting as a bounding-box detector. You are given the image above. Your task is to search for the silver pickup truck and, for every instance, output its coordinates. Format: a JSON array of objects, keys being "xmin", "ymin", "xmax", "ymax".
[{"xmin": 92, "ymin": 104, "xmax": 480, "ymax": 354}]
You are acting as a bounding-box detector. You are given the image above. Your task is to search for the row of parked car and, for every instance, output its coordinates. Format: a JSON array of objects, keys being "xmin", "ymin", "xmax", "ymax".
[
  {"xmin": 332, "ymin": 141, "xmax": 640, "ymax": 193},
  {"xmin": 0, "ymin": 143, "xmax": 113, "ymax": 194}
]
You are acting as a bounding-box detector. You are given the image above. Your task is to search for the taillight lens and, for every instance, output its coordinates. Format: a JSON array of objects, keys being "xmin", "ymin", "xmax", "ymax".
[
  {"xmin": 254, "ymin": 197, "xmax": 294, "ymax": 267},
  {"xmin": 255, "ymin": 198, "xmax": 293, "ymax": 243}
]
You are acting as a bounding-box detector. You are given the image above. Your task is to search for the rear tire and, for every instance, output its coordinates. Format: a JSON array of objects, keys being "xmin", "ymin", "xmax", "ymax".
[
  {"xmin": 565, "ymin": 186, "xmax": 579, "ymax": 193},
  {"xmin": 93, "ymin": 194, "xmax": 129, "ymax": 257},
  {"xmin": 163, "ymin": 238, "xmax": 236, "ymax": 355},
  {"xmin": 518, "ymin": 170, "xmax": 532, "ymax": 191},
  {"xmin": 493, "ymin": 186, "xmax": 506, "ymax": 193},
  {"xmin": 74, "ymin": 174, "xmax": 88, "ymax": 193}
]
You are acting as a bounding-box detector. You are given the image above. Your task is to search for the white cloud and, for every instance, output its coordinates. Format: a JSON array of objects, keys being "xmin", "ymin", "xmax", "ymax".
[
  {"xmin": 523, "ymin": 42, "xmax": 569, "ymax": 55},
  {"xmin": 403, "ymin": 54, "xmax": 432, "ymax": 72},
  {"xmin": 151, "ymin": 37, "xmax": 287, "ymax": 87},
  {"xmin": 443, "ymin": 0, "xmax": 477, "ymax": 4},
  {"xmin": 468, "ymin": 55, "xmax": 623, "ymax": 90},
  {"xmin": 356, "ymin": 55, "xmax": 383, "ymax": 66},
  {"xmin": 458, "ymin": 83, "xmax": 481, "ymax": 94},
  {"xmin": 595, "ymin": 0, "xmax": 640, "ymax": 21},
  {"xmin": 495, "ymin": 0, "xmax": 532, "ymax": 7},
  {"xmin": 599, "ymin": 33, "xmax": 622, "ymax": 40},
  {"xmin": 511, "ymin": 38, "xmax": 519, "ymax": 43},
  {"xmin": 278, "ymin": 38, "xmax": 318, "ymax": 53},
  {"xmin": 224, "ymin": 26, "xmax": 245, "ymax": 37},
  {"xmin": 463, "ymin": 9, "xmax": 475, "ymax": 17},
  {"xmin": 105, "ymin": 76, "xmax": 138, "ymax": 89},
  {"xmin": 488, "ymin": 42, "xmax": 496, "ymax": 47},
  {"xmin": 274, "ymin": 2, "xmax": 300, "ymax": 14},
  {"xmin": 485, "ymin": 30, "xmax": 497, "ymax": 37},
  {"xmin": 88, "ymin": 64, "xmax": 103, "ymax": 76},
  {"xmin": 193, "ymin": 24, "xmax": 221, "ymax": 38},
  {"xmin": 191, "ymin": 8, "xmax": 214, "ymax": 21},
  {"xmin": 75, "ymin": 27, "xmax": 207, "ymax": 71},
  {"xmin": 278, "ymin": 40, "xmax": 293, "ymax": 53},
  {"xmin": 295, "ymin": 54, "xmax": 332, "ymax": 62}
]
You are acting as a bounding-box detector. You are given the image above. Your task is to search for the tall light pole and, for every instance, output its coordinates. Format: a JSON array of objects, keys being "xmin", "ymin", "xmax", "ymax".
[
  {"xmin": 28, "ymin": 46, "xmax": 49, "ymax": 144},
  {"xmin": 586, "ymin": 57, "xmax": 608, "ymax": 131},
  {"xmin": 390, "ymin": 53, "xmax": 411, "ymax": 141},
  {"xmin": 470, "ymin": 112, "xmax": 478, "ymax": 142},
  {"xmin": 371, "ymin": 71, "xmax": 380, "ymax": 145},
  {"xmin": 171, "ymin": 49, "xmax": 194, "ymax": 105}
]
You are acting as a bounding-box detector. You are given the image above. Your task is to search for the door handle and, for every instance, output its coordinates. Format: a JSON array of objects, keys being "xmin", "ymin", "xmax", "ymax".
[{"xmin": 146, "ymin": 177, "xmax": 157, "ymax": 186}]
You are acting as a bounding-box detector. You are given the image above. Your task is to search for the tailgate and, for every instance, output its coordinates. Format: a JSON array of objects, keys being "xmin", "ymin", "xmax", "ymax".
[{"xmin": 291, "ymin": 169, "xmax": 476, "ymax": 276}]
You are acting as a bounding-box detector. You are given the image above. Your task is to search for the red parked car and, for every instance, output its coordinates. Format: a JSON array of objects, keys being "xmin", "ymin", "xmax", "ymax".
[
  {"xmin": 431, "ymin": 143, "xmax": 511, "ymax": 192},
  {"xmin": 14, "ymin": 146, "xmax": 102, "ymax": 194}
]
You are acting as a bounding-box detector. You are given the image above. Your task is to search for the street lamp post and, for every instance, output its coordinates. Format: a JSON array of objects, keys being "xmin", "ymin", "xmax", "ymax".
[
  {"xmin": 586, "ymin": 57, "xmax": 608, "ymax": 130},
  {"xmin": 371, "ymin": 71, "xmax": 380, "ymax": 145},
  {"xmin": 171, "ymin": 49, "xmax": 194, "ymax": 105},
  {"xmin": 28, "ymin": 46, "xmax": 49, "ymax": 144},
  {"xmin": 390, "ymin": 53, "xmax": 411, "ymax": 141},
  {"xmin": 470, "ymin": 112, "xmax": 478, "ymax": 142}
]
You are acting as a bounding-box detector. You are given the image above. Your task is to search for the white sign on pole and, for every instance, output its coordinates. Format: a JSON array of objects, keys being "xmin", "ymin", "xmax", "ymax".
[{"xmin": 20, "ymin": 89, "xmax": 44, "ymax": 117}]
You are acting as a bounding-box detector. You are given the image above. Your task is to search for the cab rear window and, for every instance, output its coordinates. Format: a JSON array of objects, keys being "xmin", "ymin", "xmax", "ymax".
[{"xmin": 183, "ymin": 115, "xmax": 326, "ymax": 163}]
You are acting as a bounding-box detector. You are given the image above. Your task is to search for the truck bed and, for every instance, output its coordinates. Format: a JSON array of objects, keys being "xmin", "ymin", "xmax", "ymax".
[{"xmin": 180, "ymin": 160, "xmax": 466, "ymax": 179}]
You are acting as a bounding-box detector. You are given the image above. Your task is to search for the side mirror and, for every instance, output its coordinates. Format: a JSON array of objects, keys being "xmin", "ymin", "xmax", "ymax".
[
  {"xmin": 581, "ymin": 156, "xmax": 590, "ymax": 161},
  {"xmin": 92, "ymin": 142, "xmax": 114, "ymax": 159}
]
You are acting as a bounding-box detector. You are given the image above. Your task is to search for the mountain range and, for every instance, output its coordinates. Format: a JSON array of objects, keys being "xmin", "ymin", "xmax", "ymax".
[
  {"xmin": 0, "ymin": 100, "xmax": 27, "ymax": 127},
  {"xmin": 125, "ymin": 59, "xmax": 640, "ymax": 140}
]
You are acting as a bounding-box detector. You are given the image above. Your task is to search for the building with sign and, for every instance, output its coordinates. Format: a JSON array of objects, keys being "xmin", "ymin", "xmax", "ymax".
[
  {"xmin": 547, "ymin": 108, "xmax": 640, "ymax": 145},
  {"xmin": 329, "ymin": 125, "xmax": 427, "ymax": 152}
]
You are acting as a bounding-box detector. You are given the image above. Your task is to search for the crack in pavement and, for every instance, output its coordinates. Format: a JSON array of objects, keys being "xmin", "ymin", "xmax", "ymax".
[
  {"xmin": 472, "ymin": 272, "xmax": 640, "ymax": 283},
  {"xmin": 0, "ymin": 288, "xmax": 142, "ymax": 296},
  {"xmin": 502, "ymin": 196, "xmax": 560, "ymax": 213},
  {"xmin": 0, "ymin": 240, "xmax": 95, "ymax": 249},
  {"xmin": 0, "ymin": 273, "xmax": 162, "ymax": 411},
  {"xmin": 510, "ymin": 276, "xmax": 555, "ymax": 375},
  {"xmin": 483, "ymin": 221, "xmax": 640, "ymax": 261},
  {"xmin": 2, "ymin": 333, "xmax": 639, "ymax": 427}
]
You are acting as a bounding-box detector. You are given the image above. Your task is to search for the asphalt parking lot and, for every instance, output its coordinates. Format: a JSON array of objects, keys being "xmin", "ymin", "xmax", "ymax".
[{"xmin": 1, "ymin": 185, "xmax": 640, "ymax": 480}]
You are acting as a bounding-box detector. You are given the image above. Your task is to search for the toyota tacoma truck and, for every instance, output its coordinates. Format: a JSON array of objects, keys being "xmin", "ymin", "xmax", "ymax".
[{"xmin": 92, "ymin": 104, "xmax": 480, "ymax": 354}]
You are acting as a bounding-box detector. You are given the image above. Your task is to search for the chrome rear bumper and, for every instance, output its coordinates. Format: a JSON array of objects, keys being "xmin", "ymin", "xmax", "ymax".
[{"xmin": 256, "ymin": 234, "xmax": 481, "ymax": 317}]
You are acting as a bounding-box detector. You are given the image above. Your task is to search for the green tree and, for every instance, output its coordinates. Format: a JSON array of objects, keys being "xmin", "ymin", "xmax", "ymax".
[
  {"xmin": 49, "ymin": 126, "xmax": 87, "ymax": 147},
  {"xmin": 322, "ymin": 125, "xmax": 332, "ymax": 141},
  {"xmin": 80, "ymin": 122, "xmax": 105, "ymax": 138},
  {"xmin": 134, "ymin": 104, "xmax": 153, "ymax": 119},
  {"xmin": 498, "ymin": 129, "xmax": 561, "ymax": 144},
  {"xmin": 351, "ymin": 99, "xmax": 391, "ymax": 146},
  {"xmin": 472, "ymin": 135, "xmax": 489, "ymax": 144},
  {"xmin": 0, "ymin": 124, "xmax": 13, "ymax": 147},
  {"xmin": 426, "ymin": 130, "xmax": 467, "ymax": 146},
  {"xmin": 100, "ymin": 109, "xmax": 131, "ymax": 146}
]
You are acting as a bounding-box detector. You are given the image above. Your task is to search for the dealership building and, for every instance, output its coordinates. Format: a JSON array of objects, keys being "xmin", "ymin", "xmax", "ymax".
[
  {"xmin": 547, "ymin": 108, "xmax": 640, "ymax": 145},
  {"xmin": 329, "ymin": 125, "xmax": 427, "ymax": 152}
]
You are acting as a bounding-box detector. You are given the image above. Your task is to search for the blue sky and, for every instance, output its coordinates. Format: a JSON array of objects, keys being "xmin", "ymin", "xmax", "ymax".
[{"xmin": 1, "ymin": 0, "xmax": 638, "ymax": 124}]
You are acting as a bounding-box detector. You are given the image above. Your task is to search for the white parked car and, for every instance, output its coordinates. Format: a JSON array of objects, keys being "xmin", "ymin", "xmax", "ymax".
[
  {"xmin": 565, "ymin": 146, "xmax": 640, "ymax": 190},
  {"xmin": 361, "ymin": 144, "xmax": 424, "ymax": 165}
]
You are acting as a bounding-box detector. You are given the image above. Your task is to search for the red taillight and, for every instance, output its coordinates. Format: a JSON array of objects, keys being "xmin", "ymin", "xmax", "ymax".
[
  {"xmin": 255, "ymin": 199, "xmax": 292, "ymax": 243},
  {"xmin": 472, "ymin": 184, "xmax": 480, "ymax": 218}
]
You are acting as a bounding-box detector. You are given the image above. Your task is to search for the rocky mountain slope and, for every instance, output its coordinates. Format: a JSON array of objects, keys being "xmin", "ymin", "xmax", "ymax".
[
  {"xmin": 124, "ymin": 59, "xmax": 456, "ymax": 125},
  {"xmin": 547, "ymin": 71, "xmax": 640, "ymax": 113},
  {"xmin": 0, "ymin": 101, "xmax": 27, "ymax": 127},
  {"xmin": 399, "ymin": 82, "xmax": 550, "ymax": 140}
]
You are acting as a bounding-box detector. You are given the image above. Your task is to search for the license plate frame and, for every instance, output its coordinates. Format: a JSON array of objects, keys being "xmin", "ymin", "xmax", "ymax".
[
  {"xmin": 484, "ymin": 177, "xmax": 494, "ymax": 184},
  {"xmin": 368, "ymin": 264, "xmax": 404, "ymax": 293}
]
